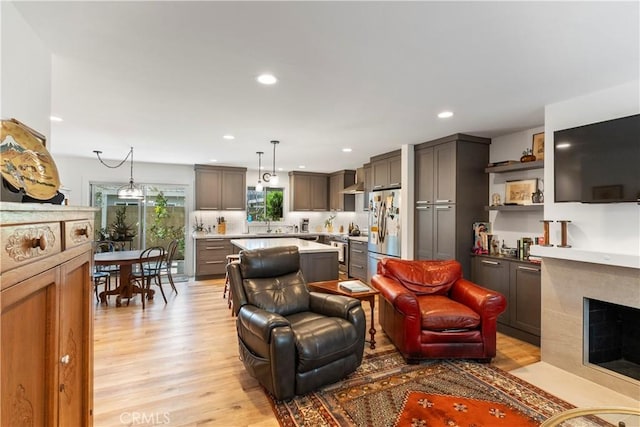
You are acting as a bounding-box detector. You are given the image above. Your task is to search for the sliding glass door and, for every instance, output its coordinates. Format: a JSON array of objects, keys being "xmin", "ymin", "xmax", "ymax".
[{"xmin": 90, "ymin": 183, "xmax": 187, "ymax": 279}]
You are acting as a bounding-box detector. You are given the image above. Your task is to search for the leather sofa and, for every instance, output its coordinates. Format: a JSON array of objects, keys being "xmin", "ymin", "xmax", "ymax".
[
  {"xmin": 371, "ymin": 258, "xmax": 506, "ymax": 363},
  {"xmin": 227, "ymin": 246, "xmax": 366, "ymax": 400}
]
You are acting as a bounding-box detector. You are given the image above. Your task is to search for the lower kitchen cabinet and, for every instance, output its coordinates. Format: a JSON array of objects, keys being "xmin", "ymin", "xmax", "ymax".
[
  {"xmin": 348, "ymin": 239, "xmax": 368, "ymax": 282},
  {"xmin": 195, "ymin": 237, "xmax": 233, "ymax": 279},
  {"xmin": 471, "ymin": 255, "xmax": 541, "ymax": 345}
]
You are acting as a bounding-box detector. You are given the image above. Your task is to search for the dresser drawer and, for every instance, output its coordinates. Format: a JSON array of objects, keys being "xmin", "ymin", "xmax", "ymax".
[
  {"xmin": 196, "ymin": 259, "xmax": 228, "ymax": 276},
  {"xmin": 1, "ymin": 222, "xmax": 62, "ymax": 273},
  {"xmin": 63, "ymin": 219, "xmax": 93, "ymax": 250}
]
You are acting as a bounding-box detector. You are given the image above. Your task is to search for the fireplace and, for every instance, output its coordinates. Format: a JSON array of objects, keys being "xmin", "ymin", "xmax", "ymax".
[{"xmin": 585, "ymin": 298, "xmax": 640, "ymax": 381}]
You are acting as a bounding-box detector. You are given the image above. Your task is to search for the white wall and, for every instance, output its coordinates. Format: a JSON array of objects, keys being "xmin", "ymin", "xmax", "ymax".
[
  {"xmin": 543, "ymin": 80, "xmax": 640, "ymax": 256},
  {"xmin": 489, "ymin": 126, "xmax": 545, "ymax": 248},
  {"xmin": 1, "ymin": 2, "xmax": 51, "ymax": 140}
]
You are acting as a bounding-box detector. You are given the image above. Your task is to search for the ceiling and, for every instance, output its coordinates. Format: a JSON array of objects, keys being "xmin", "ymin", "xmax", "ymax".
[{"xmin": 12, "ymin": 1, "xmax": 639, "ymax": 173}]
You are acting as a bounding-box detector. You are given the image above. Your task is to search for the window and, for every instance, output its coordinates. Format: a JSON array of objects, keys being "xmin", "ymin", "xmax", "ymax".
[{"xmin": 247, "ymin": 187, "xmax": 283, "ymax": 221}]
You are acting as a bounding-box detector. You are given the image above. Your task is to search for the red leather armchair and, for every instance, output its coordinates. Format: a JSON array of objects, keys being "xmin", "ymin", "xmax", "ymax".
[{"xmin": 371, "ymin": 259, "xmax": 506, "ymax": 363}]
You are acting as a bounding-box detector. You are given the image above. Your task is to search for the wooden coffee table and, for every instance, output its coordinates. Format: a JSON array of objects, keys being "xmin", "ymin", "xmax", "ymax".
[{"xmin": 307, "ymin": 279, "xmax": 379, "ymax": 349}]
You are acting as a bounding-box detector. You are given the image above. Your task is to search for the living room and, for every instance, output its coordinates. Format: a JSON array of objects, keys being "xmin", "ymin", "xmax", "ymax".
[{"xmin": 2, "ymin": 1, "xmax": 639, "ymax": 426}]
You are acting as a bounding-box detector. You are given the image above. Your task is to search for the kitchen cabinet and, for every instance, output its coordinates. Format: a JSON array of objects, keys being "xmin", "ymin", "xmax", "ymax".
[
  {"xmin": 288, "ymin": 172, "xmax": 329, "ymax": 212},
  {"xmin": 195, "ymin": 237, "xmax": 233, "ymax": 279},
  {"xmin": 363, "ymin": 162, "xmax": 371, "ymax": 211},
  {"xmin": 1, "ymin": 203, "xmax": 95, "ymax": 427},
  {"xmin": 195, "ymin": 164, "xmax": 247, "ymax": 210},
  {"xmin": 348, "ymin": 239, "xmax": 368, "ymax": 282},
  {"xmin": 371, "ymin": 150, "xmax": 401, "ymax": 190},
  {"xmin": 414, "ymin": 134, "xmax": 490, "ymax": 278},
  {"xmin": 329, "ymin": 170, "xmax": 356, "ymax": 212},
  {"xmin": 471, "ymin": 255, "xmax": 541, "ymax": 345}
]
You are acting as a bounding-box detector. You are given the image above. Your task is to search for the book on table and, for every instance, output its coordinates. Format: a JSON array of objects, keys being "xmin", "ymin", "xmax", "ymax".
[{"xmin": 339, "ymin": 280, "xmax": 371, "ymax": 293}]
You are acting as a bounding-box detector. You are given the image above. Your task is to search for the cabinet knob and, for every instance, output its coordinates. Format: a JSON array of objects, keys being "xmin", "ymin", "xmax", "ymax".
[
  {"xmin": 60, "ymin": 354, "xmax": 70, "ymax": 365},
  {"xmin": 31, "ymin": 235, "xmax": 47, "ymax": 251},
  {"xmin": 76, "ymin": 226, "xmax": 88, "ymax": 237}
]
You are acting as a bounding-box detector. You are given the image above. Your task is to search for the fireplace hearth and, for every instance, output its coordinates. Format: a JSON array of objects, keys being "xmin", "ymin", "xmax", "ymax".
[{"xmin": 585, "ymin": 298, "xmax": 640, "ymax": 381}]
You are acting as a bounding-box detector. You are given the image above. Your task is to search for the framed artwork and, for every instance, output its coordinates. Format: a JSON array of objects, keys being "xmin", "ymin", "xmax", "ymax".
[
  {"xmin": 532, "ymin": 132, "xmax": 544, "ymax": 160},
  {"xmin": 505, "ymin": 179, "xmax": 538, "ymax": 205}
]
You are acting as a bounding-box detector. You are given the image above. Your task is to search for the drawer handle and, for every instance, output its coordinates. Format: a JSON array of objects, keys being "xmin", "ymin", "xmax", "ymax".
[
  {"xmin": 435, "ymin": 205, "xmax": 451, "ymax": 210},
  {"xmin": 76, "ymin": 227, "xmax": 88, "ymax": 237},
  {"xmin": 351, "ymin": 264, "xmax": 364, "ymax": 269},
  {"xmin": 416, "ymin": 206, "xmax": 431, "ymax": 210},
  {"xmin": 205, "ymin": 246, "xmax": 225, "ymax": 250},
  {"xmin": 518, "ymin": 265, "xmax": 540, "ymax": 272},
  {"xmin": 435, "ymin": 199, "xmax": 452, "ymax": 203},
  {"xmin": 416, "ymin": 200, "xmax": 430, "ymax": 204},
  {"xmin": 199, "ymin": 207, "xmax": 220, "ymax": 210},
  {"xmin": 353, "ymin": 249, "xmax": 364, "ymax": 254},
  {"xmin": 389, "ymin": 182, "xmax": 401, "ymax": 186},
  {"xmin": 32, "ymin": 235, "xmax": 47, "ymax": 251},
  {"xmin": 205, "ymin": 261, "xmax": 225, "ymax": 264},
  {"xmin": 60, "ymin": 354, "xmax": 70, "ymax": 365},
  {"xmin": 481, "ymin": 260, "xmax": 499, "ymax": 265}
]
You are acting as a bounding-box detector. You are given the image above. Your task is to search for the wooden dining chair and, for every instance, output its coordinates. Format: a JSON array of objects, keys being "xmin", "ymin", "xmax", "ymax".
[
  {"xmin": 162, "ymin": 239, "xmax": 179, "ymax": 295},
  {"xmin": 130, "ymin": 246, "xmax": 167, "ymax": 309},
  {"xmin": 93, "ymin": 240, "xmax": 115, "ymax": 303}
]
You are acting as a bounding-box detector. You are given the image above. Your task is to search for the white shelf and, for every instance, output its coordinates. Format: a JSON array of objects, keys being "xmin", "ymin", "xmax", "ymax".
[{"xmin": 530, "ymin": 246, "xmax": 640, "ymax": 269}]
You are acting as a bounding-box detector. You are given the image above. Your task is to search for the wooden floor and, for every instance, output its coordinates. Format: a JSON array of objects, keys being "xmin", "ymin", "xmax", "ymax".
[{"xmin": 93, "ymin": 278, "xmax": 540, "ymax": 427}]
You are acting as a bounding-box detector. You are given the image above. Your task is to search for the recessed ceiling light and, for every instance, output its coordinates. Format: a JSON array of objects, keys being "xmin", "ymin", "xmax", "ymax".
[
  {"xmin": 299, "ymin": 165, "xmax": 306, "ymax": 169},
  {"xmin": 257, "ymin": 73, "xmax": 277, "ymax": 85},
  {"xmin": 50, "ymin": 116, "xmax": 63, "ymax": 122},
  {"xmin": 209, "ymin": 159, "xmax": 218, "ymax": 163},
  {"xmin": 277, "ymin": 167, "xmax": 284, "ymax": 172},
  {"xmin": 342, "ymin": 148, "xmax": 352, "ymax": 153},
  {"xmin": 223, "ymin": 134, "xmax": 235, "ymax": 140},
  {"xmin": 437, "ymin": 111, "xmax": 454, "ymax": 119},
  {"xmin": 556, "ymin": 143, "xmax": 571, "ymax": 149}
]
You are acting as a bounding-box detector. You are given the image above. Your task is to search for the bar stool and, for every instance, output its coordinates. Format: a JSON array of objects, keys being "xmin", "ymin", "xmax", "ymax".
[{"xmin": 224, "ymin": 254, "xmax": 240, "ymax": 313}]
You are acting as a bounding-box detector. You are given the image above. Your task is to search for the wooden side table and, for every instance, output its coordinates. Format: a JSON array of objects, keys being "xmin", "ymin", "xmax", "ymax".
[{"xmin": 307, "ymin": 280, "xmax": 379, "ymax": 349}]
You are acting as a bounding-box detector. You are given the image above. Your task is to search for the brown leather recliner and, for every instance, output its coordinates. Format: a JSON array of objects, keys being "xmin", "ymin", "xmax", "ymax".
[
  {"xmin": 227, "ymin": 246, "xmax": 366, "ymax": 401},
  {"xmin": 371, "ymin": 258, "xmax": 506, "ymax": 363}
]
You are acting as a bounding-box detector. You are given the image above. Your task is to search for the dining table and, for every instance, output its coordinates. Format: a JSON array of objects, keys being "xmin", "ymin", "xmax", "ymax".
[{"xmin": 94, "ymin": 249, "xmax": 164, "ymax": 306}]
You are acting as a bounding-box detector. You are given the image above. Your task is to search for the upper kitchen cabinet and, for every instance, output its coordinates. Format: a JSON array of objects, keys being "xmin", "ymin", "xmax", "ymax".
[
  {"xmin": 289, "ymin": 171, "xmax": 329, "ymax": 211},
  {"xmin": 363, "ymin": 162, "xmax": 371, "ymax": 210},
  {"xmin": 329, "ymin": 170, "xmax": 356, "ymax": 212},
  {"xmin": 195, "ymin": 164, "xmax": 247, "ymax": 210},
  {"xmin": 371, "ymin": 150, "xmax": 401, "ymax": 190}
]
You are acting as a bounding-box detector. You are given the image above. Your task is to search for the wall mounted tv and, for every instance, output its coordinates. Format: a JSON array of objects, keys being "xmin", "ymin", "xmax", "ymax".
[{"xmin": 554, "ymin": 114, "xmax": 640, "ymax": 203}]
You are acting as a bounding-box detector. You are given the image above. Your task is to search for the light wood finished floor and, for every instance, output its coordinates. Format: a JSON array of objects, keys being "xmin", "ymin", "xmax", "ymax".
[{"xmin": 94, "ymin": 279, "xmax": 540, "ymax": 427}]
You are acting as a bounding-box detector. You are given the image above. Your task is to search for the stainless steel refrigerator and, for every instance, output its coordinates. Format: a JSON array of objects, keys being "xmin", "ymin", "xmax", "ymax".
[{"xmin": 368, "ymin": 190, "xmax": 401, "ymax": 281}]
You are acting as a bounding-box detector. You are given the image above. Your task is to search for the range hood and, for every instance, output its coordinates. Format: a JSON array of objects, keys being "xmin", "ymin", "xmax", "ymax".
[{"xmin": 341, "ymin": 168, "xmax": 365, "ymax": 194}]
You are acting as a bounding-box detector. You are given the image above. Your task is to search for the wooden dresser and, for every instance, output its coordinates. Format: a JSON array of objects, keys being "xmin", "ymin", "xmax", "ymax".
[{"xmin": 1, "ymin": 202, "xmax": 96, "ymax": 426}]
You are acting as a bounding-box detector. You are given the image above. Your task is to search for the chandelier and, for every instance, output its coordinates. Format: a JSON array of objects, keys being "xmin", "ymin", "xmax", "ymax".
[{"xmin": 93, "ymin": 147, "xmax": 143, "ymax": 199}]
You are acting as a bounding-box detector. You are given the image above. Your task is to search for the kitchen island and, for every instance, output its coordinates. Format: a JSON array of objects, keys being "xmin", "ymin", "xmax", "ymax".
[{"xmin": 230, "ymin": 238, "xmax": 340, "ymax": 282}]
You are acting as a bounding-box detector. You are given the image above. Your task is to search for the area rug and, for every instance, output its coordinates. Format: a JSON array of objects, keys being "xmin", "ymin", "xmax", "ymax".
[{"xmin": 268, "ymin": 350, "xmax": 607, "ymax": 427}]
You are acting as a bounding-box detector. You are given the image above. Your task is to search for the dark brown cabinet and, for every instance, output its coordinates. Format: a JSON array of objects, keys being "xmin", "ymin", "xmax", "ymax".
[
  {"xmin": 414, "ymin": 134, "xmax": 490, "ymax": 278},
  {"xmin": 471, "ymin": 255, "xmax": 541, "ymax": 345},
  {"xmin": 289, "ymin": 172, "xmax": 329, "ymax": 212},
  {"xmin": 371, "ymin": 150, "xmax": 401, "ymax": 190},
  {"xmin": 195, "ymin": 237, "xmax": 233, "ymax": 279},
  {"xmin": 348, "ymin": 239, "xmax": 368, "ymax": 282},
  {"xmin": 194, "ymin": 165, "xmax": 247, "ymax": 210},
  {"xmin": 329, "ymin": 170, "xmax": 356, "ymax": 212},
  {"xmin": 1, "ymin": 205, "xmax": 95, "ymax": 427}
]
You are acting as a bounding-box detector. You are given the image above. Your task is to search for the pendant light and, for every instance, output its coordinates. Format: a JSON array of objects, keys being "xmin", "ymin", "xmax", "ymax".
[
  {"xmin": 262, "ymin": 140, "xmax": 280, "ymax": 186},
  {"xmin": 255, "ymin": 151, "xmax": 264, "ymax": 192},
  {"xmin": 93, "ymin": 147, "xmax": 143, "ymax": 199}
]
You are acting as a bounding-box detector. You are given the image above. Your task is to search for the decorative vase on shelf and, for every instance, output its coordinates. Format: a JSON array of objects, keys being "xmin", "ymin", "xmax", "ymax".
[{"xmin": 520, "ymin": 154, "xmax": 536, "ymax": 162}]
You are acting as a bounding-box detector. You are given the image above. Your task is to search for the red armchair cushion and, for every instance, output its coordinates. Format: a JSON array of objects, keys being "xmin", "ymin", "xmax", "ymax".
[
  {"xmin": 378, "ymin": 259, "xmax": 462, "ymax": 295},
  {"xmin": 418, "ymin": 295, "xmax": 481, "ymax": 331}
]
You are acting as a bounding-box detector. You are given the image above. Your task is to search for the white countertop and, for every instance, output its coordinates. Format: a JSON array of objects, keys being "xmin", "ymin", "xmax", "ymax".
[
  {"xmin": 230, "ymin": 238, "xmax": 340, "ymax": 254},
  {"xmin": 530, "ymin": 245, "xmax": 640, "ymax": 269}
]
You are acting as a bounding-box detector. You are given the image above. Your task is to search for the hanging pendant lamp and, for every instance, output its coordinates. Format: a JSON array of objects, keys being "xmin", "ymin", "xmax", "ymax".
[
  {"xmin": 255, "ymin": 151, "xmax": 264, "ymax": 192},
  {"xmin": 262, "ymin": 140, "xmax": 280, "ymax": 186},
  {"xmin": 93, "ymin": 147, "xmax": 143, "ymax": 199}
]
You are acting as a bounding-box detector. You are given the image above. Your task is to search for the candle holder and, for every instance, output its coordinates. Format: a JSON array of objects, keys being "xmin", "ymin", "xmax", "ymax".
[
  {"xmin": 557, "ymin": 220, "xmax": 572, "ymax": 248},
  {"xmin": 540, "ymin": 220, "xmax": 554, "ymax": 247}
]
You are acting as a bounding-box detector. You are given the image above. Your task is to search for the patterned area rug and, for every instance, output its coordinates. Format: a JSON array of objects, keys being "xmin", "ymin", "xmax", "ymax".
[{"xmin": 268, "ymin": 350, "xmax": 603, "ymax": 427}]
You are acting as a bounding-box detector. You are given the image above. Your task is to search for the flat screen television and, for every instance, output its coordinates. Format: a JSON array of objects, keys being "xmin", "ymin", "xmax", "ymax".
[{"xmin": 554, "ymin": 114, "xmax": 640, "ymax": 203}]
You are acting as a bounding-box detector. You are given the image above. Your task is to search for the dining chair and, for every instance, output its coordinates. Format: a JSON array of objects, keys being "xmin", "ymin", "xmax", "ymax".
[
  {"xmin": 162, "ymin": 239, "xmax": 179, "ymax": 294},
  {"xmin": 130, "ymin": 246, "xmax": 167, "ymax": 309},
  {"xmin": 93, "ymin": 240, "xmax": 115, "ymax": 304}
]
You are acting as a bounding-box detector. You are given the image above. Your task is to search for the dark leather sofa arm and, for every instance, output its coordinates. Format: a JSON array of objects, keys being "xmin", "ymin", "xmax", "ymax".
[
  {"xmin": 450, "ymin": 278, "xmax": 507, "ymax": 318},
  {"xmin": 238, "ymin": 305, "xmax": 290, "ymax": 342},
  {"xmin": 309, "ymin": 292, "xmax": 361, "ymax": 318}
]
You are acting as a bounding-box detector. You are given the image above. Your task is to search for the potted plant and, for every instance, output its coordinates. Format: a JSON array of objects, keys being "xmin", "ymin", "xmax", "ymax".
[
  {"xmin": 192, "ymin": 215, "xmax": 207, "ymax": 237},
  {"xmin": 324, "ymin": 213, "xmax": 336, "ymax": 233},
  {"xmin": 110, "ymin": 206, "xmax": 137, "ymax": 241}
]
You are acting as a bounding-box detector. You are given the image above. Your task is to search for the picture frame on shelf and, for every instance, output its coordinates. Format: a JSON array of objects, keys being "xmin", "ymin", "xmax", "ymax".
[
  {"xmin": 505, "ymin": 179, "xmax": 538, "ymax": 205},
  {"xmin": 532, "ymin": 132, "xmax": 544, "ymax": 160}
]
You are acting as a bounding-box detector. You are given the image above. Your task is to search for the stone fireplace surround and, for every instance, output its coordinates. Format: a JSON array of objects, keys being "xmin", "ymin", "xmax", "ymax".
[{"xmin": 541, "ymin": 257, "xmax": 640, "ymax": 399}]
